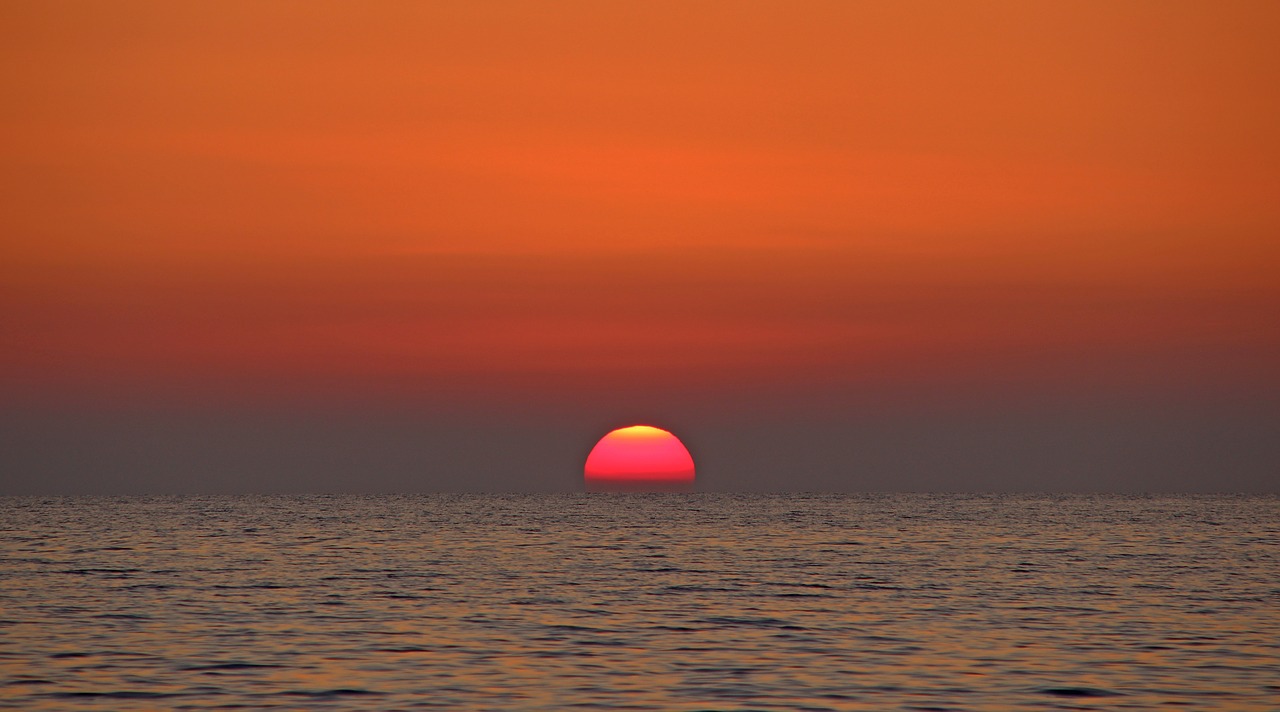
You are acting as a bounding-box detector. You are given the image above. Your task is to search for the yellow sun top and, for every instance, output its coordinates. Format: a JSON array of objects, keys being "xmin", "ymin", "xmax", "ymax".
[{"xmin": 610, "ymin": 425, "xmax": 671, "ymax": 439}]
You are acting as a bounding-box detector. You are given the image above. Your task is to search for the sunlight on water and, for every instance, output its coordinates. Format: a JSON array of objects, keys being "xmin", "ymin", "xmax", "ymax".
[{"xmin": 1, "ymin": 494, "xmax": 1277, "ymax": 710}]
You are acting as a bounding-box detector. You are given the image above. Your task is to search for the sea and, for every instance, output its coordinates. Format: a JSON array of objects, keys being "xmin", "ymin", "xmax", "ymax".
[{"xmin": 1, "ymin": 494, "xmax": 1276, "ymax": 710}]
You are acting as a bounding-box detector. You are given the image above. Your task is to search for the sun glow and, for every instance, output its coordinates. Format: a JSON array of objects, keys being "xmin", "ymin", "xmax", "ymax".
[{"xmin": 584, "ymin": 425, "xmax": 695, "ymax": 492}]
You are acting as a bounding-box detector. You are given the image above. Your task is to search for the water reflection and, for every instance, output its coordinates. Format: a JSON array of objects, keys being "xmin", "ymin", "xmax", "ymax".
[{"xmin": 1, "ymin": 494, "xmax": 1276, "ymax": 710}]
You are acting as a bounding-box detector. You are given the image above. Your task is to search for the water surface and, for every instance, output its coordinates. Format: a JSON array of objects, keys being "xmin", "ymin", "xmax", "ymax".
[{"xmin": 2, "ymin": 494, "xmax": 1277, "ymax": 710}]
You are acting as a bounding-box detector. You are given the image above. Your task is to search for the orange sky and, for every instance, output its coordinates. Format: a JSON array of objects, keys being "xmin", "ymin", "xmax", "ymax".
[{"xmin": 3, "ymin": 1, "xmax": 1278, "ymax": 411}]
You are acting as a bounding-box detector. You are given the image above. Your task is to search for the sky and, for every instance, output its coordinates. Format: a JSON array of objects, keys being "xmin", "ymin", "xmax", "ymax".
[{"xmin": 3, "ymin": 1, "xmax": 1278, "ymax": 493}]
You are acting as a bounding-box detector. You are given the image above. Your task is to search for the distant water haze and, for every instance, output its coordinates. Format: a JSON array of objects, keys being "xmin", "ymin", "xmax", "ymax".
[{"xmin": 3, "ymin": 401, "xmax": 1277, "ymax": 494}]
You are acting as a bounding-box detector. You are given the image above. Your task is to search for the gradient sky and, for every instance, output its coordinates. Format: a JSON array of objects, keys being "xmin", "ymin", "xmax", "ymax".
[{"xmin": 3, "ymin": 2, "xmax": 1278, "ymax": 493}]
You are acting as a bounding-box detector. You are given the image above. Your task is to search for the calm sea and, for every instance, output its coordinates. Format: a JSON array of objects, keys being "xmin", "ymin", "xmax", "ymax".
[{"xmin": 1, "ymin": 494, "xmax": 1276, "ymax": 710}]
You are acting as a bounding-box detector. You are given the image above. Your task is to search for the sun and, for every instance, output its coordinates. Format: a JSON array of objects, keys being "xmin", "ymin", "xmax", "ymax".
[{"xmin": 584, "ymin": 425, "xmax": 696, "ymax": 492}]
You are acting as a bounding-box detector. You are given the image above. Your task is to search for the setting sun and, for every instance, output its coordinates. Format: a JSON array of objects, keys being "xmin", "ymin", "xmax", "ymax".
[{"xmin": 584, "ymin": 425, "xmax": 695, "ymax": 492}]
